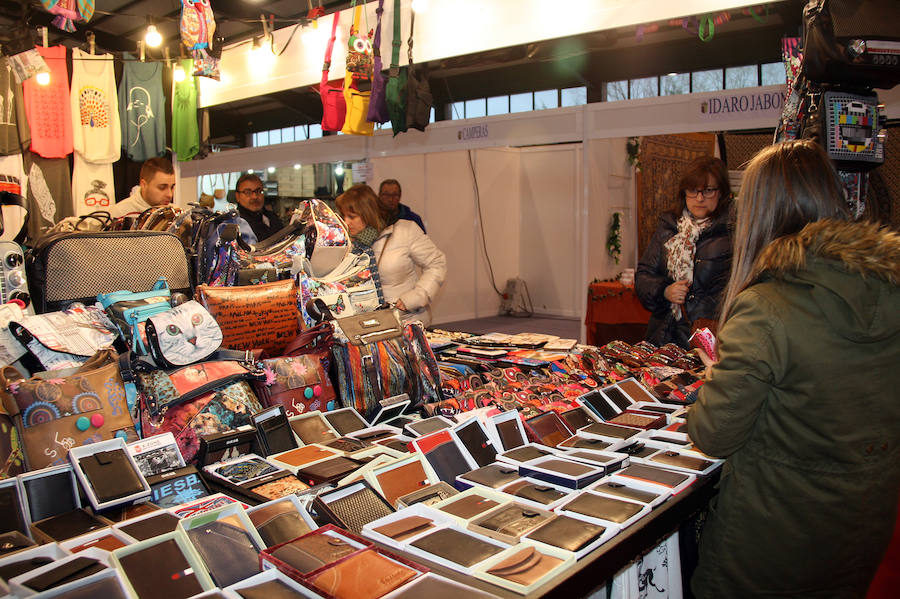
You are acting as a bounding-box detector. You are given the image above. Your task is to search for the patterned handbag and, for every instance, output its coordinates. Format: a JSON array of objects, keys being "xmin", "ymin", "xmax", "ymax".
[{"xmin": 296, "ymin": 246, "xmax": 384, "ymax": 328}]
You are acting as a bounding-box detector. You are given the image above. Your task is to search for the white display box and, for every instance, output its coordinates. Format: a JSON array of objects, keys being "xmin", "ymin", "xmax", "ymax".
[
  {"xmin": 268, "ymin": 444, "xmax": 343, "ymax": 474},
  {"xmin": 0, "ymin": 478, "xmax": 28, "ymax": 538},
  {"xmin": 576, "ymin": 389, "xmax": 622, "ymax": 422},
  {"xmin": 225, "ymin": 568, "xmax": 323, "ymax": 598},
  {"xmin": 516, "ymin": 455, "xmax": 607, "ymax": 490},
  {"xmin": 0, "ymin": 543, "xmax": 68, "ymax": 595},
  {"xmin": 456, "ymin": 463, "xmax": 521, "ymax": 491},
  {"xmin": 245, "ymin": 494, "xmax": 319, "ymax": 548},
  {"xmin": 638, "ymin": 428, "xmax": 692, "ymax": 448},
  {"xmin": 67, "ymin": 438, "xmax": 151, "ymax": 512},
  {"xmin": 169, "ymin": 493, "xmax": 248, "ymax": 519},
  {"xmin": 638, "ymin": 449, "xmax": 721, "ymax": 476},
  {"xmin": 400, "ymin": 524, "xmax": 509, "ymax": 576},
  {"xmin": 367, "ymin": 394, "xmax": 411, "ymax": 427},
  {"xmin": 587, "ymin": 476, "xmax": 671, "ymax": 508},
  {"xmin": 411, "ymin": 428, "xmax": 479, "ymax": 483},
  {"xmin": 9, "ymin": 547, "xmax": 109, "ymax": 597},
  {"xmin": 322, "ymin": 407, "xmax": 369, "ymax": 436},
  {"xmin": 614, "ymin": 377, "xmax": 660, "ymax": 404},
  {"xmin": 556, "ymin": 435, "xmax": 625, "ymax": 453},
  {"xmin": 495, "ymin": 443, "xmax": 560, "ymax": 468},
  {"xmin": 403, "ymin": 415, "xmax": 455, "ymax": 438},
  {"xmin": 608, "ymin": 464, "xmax": 696, "ymax": 496},
  {"xmin": 632, "ymin": 401, "xmax": 685, "ymax": 422},
  {"xmin": 600, "ymin": 383, "xmax": 637, "ymax": 412},
  {"xmin": 189, "ymin": 590, "xmax": 241, "ymax": 599},
  {"xmin": 335, "ymin": 453, "xmax": 396, "ymax": 488},
  {"xmin": 554, "ymin": 448, "xmax": 629, "ymax": 473},
  {"xmin": 431, "ymin": 487, "xmax": 511, "ymax": 525},
  {"xmin": 449, "ymin": 417, "xmax": 499, "ymax": 470},
  {"xmin": 521, "ymin": 513, "xmax": 621, "ymax": 560},
  {"xmin": 380, "ymin": 572, "xmax": 503, "ymax": 599},
  {"xmin": 467, "ymin": 501, "xmax": 557, "ymax": 545},
  {"xmin": 288, "ymin": 411, "xmax": 340, "ymax": 446},
  {"xmin": 110, "ymin": 530, "xmax": 215, "ymax": 597},
  {"xmin": 360, "ymin": 503, "xmax": 455, "ymax": 552},
  {"xmin": 556, "ymin": 491, "xmax": 652, "ymax": 531},
  {"xmin": 347, "ymin": 424, "xmax": 403, "ymax": 444},
  {"xmin": 577, "ymin": 422, "xmax": 643, "ymax": 443},
  {"xmin": 488, "ymin": 410, "xmax": 527, "ymax": 451},
  {"xmin": 497, "ymin": 478, "xmax": 575, "ymax": 512},
  {"xmin": 177, "ymin": 502, "xmax": 266, "ymax": 556},
  {"xmin": 364, "ymin": 453, "xmax": 436, "ymax": 508},
  {"xmin": 19, "ymin": 566, "xmax": 130, "ymax": 599},
  {"xmin": 17, "ymin": 464, "xmax": 81, "ymax": 524},
  {"xmin": 351, "ymin": 442, "xmax": 407, "ymax": 461},
  {"xmin": 473, "ymin": 542, "xmax": 575, "ymax": 594},
  {"xmin": 59, "ymin": 526, "xmax": 134, "ymax": 555}
]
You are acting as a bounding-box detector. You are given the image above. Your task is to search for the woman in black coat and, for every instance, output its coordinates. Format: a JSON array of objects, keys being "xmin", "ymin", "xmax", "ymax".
[{"xmin": 635, "ymin": 156, "xmax": 733, "ymax": 348}]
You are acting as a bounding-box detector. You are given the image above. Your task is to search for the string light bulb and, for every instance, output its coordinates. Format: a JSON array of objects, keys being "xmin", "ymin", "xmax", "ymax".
[
  {"xmin": 293, "ymin": 163, "xmax": 301, "ymax": 170},
  {"xmin": 35, "ymin": 71, "xmax": 50, "ymax": 85},
  {"xmin": 173, "ymin": 64, "xmax": 186, "ymax": 82},
  {"xmin": 267, "ymin": 166, "xmax": 276, "ymax": 174},
  {"xmin": 145, "ymin": 24, "xmax": 163, "ymax": 48}
]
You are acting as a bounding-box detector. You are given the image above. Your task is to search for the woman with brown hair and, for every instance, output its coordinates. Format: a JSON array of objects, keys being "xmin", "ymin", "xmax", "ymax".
[
  {"xmin": 635, "ymin": 156, "xmax": 733, "ymax": 348},
  {"xmin": 688, "ymin": 140, "xmax": 900, "ymax": 598}
]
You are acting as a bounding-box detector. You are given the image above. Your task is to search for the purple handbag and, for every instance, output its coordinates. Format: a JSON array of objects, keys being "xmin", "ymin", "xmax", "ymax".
[{"xmin": 367, "ymin": 0, "xmax": 390, "ymax": 124}]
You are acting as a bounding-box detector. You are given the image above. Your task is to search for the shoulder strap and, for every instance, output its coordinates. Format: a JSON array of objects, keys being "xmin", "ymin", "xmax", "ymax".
[
  {"xmin": 0, "ymin": 366, "xmax": 25, "ymax": 418},
  {"xmin": 373, "ymin": 0, "xmax": 384, "ymax": 59},
  {"xmin": 323, "ymin": 11, "xmax": 340, "ymax": 80},
  {"xmin": 407, "ymin": 8, "xmax": 415, "ymax": 66},
  {"xmin": 390, "ymin": 0, "xmax": 401, "ymax": 70}
]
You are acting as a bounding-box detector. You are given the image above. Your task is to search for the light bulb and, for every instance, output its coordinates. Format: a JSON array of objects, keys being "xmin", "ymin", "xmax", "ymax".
[
  {"xmin": 267, "ymin": 166, "xmax": 276, "ymax": 174},
  {"xmin": 334, "ymin": 165, "xmax": 344, "ymax": 176},
  {"xmin": 35, "ymin": 71, "xmax": 50, "ymax": 85},
  {"xmin": 145, "ymin": 25, "xmax": 163, "ymax": 48},
  {"xmin": 248, "ymin": 169, "xmax": 255, "ymax": 174},
  {"xmin": 173, "ymin": 65, "xmax": 186, "ymax": 82},
  {"xmin": 293, "ymin": 163, "xmax": 301, "ymax": 170},
  {"xmin": 411, "ymin": 0, "xmax": 429, "ymax": 13}
]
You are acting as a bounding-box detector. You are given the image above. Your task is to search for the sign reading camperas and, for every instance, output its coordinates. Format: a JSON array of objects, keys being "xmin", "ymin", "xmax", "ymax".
[
  {"xmin": 700, "ymin": 91, "xmax": 783, "ymax": 119},
  {"xmin": 458, "ymin": 124, "xmax": 489, "ymax": 141}
]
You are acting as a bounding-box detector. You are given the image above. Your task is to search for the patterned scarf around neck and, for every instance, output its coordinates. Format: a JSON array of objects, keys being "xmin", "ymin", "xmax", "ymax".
[
  {"xmin": 353, "ymin": 225, "xmax": 380, "ymax": 248},
  {"xmin": 664, "ymin": 209, "xmax": 711, "ymax": 319}
]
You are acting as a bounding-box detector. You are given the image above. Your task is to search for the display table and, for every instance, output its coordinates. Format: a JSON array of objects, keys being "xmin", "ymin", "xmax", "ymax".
[{"xmin": 585, "ymin": 282, "xmax": 651, "ymax": 346}]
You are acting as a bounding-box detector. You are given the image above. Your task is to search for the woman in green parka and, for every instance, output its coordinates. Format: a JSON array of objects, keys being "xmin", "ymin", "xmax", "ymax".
[{"xmin": 687, "ymin": 140, "xmax": 900, "ymax": 598}]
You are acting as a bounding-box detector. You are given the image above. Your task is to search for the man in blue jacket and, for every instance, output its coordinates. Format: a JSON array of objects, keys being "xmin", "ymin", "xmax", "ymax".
[{"xmin": 378, "ymin": 179, "xmax": 425, "ymax": 233}]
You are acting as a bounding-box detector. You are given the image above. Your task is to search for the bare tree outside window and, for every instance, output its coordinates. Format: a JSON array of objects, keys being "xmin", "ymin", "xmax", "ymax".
[
  {"xmin": 561, "ymin": 86, "xmax": 587, "ymax": 106},
  {"xmin": 693, "ymin": 69, "xmax": 723, "ymax": 92},
  {"xmin": 630, "ymin": 76, "xmax": 659, "ymax": 99},
  {"xmin": 661, "ymin": 73, "xmax": 690, "ymax": 96},
  {"xmin": 761, "ymin": 62, "xmax": 787, "ymax": 86},
  {"xmin": 726, "ymin": 65, "xmax": 758, "ymax": 89},
  {"xmin": 607, "ymin": 80, "xmax": 628, "ymax": 101}
]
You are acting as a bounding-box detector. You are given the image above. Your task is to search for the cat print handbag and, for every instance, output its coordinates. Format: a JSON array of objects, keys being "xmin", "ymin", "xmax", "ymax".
[{"xmin": 145, "ymin": 301, "xmax": 223, "ymax": 368}]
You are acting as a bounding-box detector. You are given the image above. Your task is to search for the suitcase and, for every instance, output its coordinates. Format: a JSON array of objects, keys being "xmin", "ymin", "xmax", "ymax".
[{"xmin": 26, "ymin": 230, "xmax": 192, "ymax": 313}]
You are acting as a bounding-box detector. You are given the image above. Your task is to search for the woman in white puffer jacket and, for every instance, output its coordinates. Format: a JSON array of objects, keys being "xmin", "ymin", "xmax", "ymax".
[{"xmin": 337, "ymin": 184, "xmax": 447, "ymax": 326}]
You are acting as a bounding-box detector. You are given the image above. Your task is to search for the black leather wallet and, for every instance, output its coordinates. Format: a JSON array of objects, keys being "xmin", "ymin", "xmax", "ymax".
[
  {"xmin": 78, "ymin": 449, "xmax": 145, "ymax": 504},
  {"xmin": 422, "ymin": 440, "xmax": 471, "ymax": 485},
  {"xmin": 0, "ymin": 484, "xmax": 28, "ymax": 535},
  {"xmin": 117, "ymin": 538, "xmax": 204, "ymax": 599},
  {"xmin": 117, "ymin": 512, "xmax": 181, "ymax": 541},
  {"xmin": 526, "ymin": 514, "xmax": 608, "ymax": 552},
  {"xmin": 496, "ymin": 419, "xmax": 525, "ymax": 450},
  {"xmin": 0, "ymin": 531, "xmax": 34, "ymax": 556},
  {"xmin": 526, "ymin": 412, "xmax": 572, "ymax": 447},
  {"xmin": 44, "ymin": 573, "xmax": 129, "ymax": 599},
  {"xmin": 560, "ymin": 407, "xmax": 595, "ymax": 432},
  {"xmin": 0, "ymin": 555, "xmax": 56, "ymax": 581},
  {"xmin": 186, "ymin": 520, "xmax": 261, "ymax": 587},
  {"xmin": 22, "ymin": 470, "xmax": 78, "ymax": 522},
  {"xmin": 32, "ymin": 508, "xmax": 106, "ymax": 541},
  {"xmin": 459, "ymin": 464, "xmax": 520, "ymax": 489},
  {"xmin": 324, "ymin": 410, "xmax": 368, "ymax": 435},
  {"xmin": 454, "ymin": 421, "xmax": 496, "ymax": 467},
  {"xmin": 22, "ymin": 557, "xmax": 106, "ymax": 592},
  {"xmin": 410, "ymin": 528, "xmax": 503, "ymax": 568}
]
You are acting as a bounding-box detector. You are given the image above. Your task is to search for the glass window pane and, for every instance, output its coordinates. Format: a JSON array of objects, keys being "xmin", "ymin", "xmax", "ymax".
[
  {"xmin": 465, "ymin": 99, "xmax": 486, "ymax": 118},
  {"xmin": 661, "ymin": 73, "xmax": 689, "ymax": 96},
  {"xmin": 256, "ymin": 130, "xmax": 269, "ymax": 146},
  {"xmin": 606, "ymin": 80, "xmax": 628, "ymax": 101},
  {"xmin": 726, "ymin": 65, "xmax": 758, "ymax": 89},
  {"xmin": 761, "ymin": 62, "xmax": 786, "ymax": 87},
  {"xmin": 692, "ymin": 69, "xmax": 723, "ymax": 93},
  {"xmin": 251, "ymin": 132, "xmax": 258, "ymax": 146},
  {"xmin": 295, "ymin": 125, "xmax": 307, "ymax": 140},
  {"xmin": 560, "ymin": 86, "xmax": 587, "ymax": 106},
  {"xmin": 281, "ymin": 127, "xmax": 294, "ymax": 143},
  {"xmin": 487, "ymin": 96, "xmax": 509, "ymax": 115},
  {"xmin": 630, "ymin": 77, "xmax": 658, "ymax": 99},
  {"xmin": 450, "ymin": 101, "xmax": 465, "ymax": 119},
  {"xmin": 308, "ymin": 124, "xmax": 322, "ymax": 139},
  {"xmin": 269, "ymin": 129, "xmax": 282, "ymax": 145},
  {"xmin": 430, "ymin": 107, "xmax": 435, "ymax": 123},
  {"xmin": 534, "ymin": 89, "xmax": 558, "ymax": 110},
  {"xmin": 510, "ymin": 92, "xmax": 533, "ymax": 113}
]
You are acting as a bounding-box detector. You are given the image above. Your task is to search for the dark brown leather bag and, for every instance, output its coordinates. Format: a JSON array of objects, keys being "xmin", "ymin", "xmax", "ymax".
[{"xmin": 195, "ymin": 279, "xmax": 301, "ymax": 358}]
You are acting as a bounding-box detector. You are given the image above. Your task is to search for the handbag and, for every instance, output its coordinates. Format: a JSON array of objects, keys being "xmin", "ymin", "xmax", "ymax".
[
  {"xmin": 321, "ymin": 12, "xmax": 348, "ymax": 132},
  {"xmin": 8, "ymin": 305, "xmax": 118, "ymax": 372},
  {"xmin": 195, "ymin": 279, "xmax": 302, "ymax": 358},
  {"xmin": 385, "ymin": 0, "xmax": 407, "ymax": 136},
  {"xmin": 405, "ymin": 9, "xmax": 432, "ymax": 132},
  {"xmin": 0, "ymin": 348, "xmax": 137, "ymax": 471},
  {"xmin": 341, "ymin": 2, "xmax": 375, "ymax": 136},
  {"xmin": 98, "ymin": 277, "xmax": 172, "ymax": 355},
  {"xmin": 297, "ymin": 247, "xmax": 384, "ymax": 327},
  {"xmin": 145, "ymin": 300, "xmax": 223, "ymax": 368},
  {"xmin": 366, "ymin": 0, "xmax": 390, "ymax": 124}
]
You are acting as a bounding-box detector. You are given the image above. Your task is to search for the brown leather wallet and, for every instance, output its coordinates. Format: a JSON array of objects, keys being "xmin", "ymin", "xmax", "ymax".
[
  {"xmin": 117, "ymin": 512, "xmax": 181, "ymax": 541},
  {"xmin": 649, "ymin": 451, "xmax": 712, "ymax": 472},
  {"xmin": 485, "ymin": 546, "xmax": 563, "ymax": 586},
  {"xmin": 309, "ymin": 549, "xmax": 417, "ymax": 599},
  {"xmin": 270, "ymin": 533, "xmax": 357, "ymax": 574},
  {"xmin": 470, "ymin": 504, "xmax": 553, "ymax": 541},
  {"xmin": 249, "ymin": 502, "xmax": 312, "ymax": 548},
  {"xmin": 501, "ymin": 480, "xmax": 568, "ymax": 505},
  {"xmin": 68, "ymin": 533, "xmax": 127, "ymax": 553},
  {"xmin": 372, "ymin": 515, "xmax": 434, "ymax": 541},
  {"xmin": 376, "ymin": 460, "xmax": 430, "ymax": 506},
  {"xmin": 196, "ymin": 280, "xmax": 301, "ymax": 357},
  {"xmin": 289, "ymin": 416, "xmax": 338, "ymax": 445},
  {"xmin": 525, "ymin": 514, "xmax": 607, "ymax": 553},
  {"xmin": 459, "ymin": 464, "xmax": 520, "ymax": 489},
  {"xmin": 531, "ymin": 458, "xmax": 595, "ymax": 477},
  {"xmin": 438, "ymin": 494, "xmax": 500, "ymax": 520},
  {"xmin": 618, "ymin": 464, "xmax": 691, "ymax": 488},
  {"xmin": 273, "ymin": 445, "xmax": 335, "ymax": 467},
  {"xmin": 410, "ymin": 528, "xmax": 503, "ymax": 568},
  {"xmin": 296, "ymin": 457, "xmax": 360, "ymax": 485},
  {"xmin": 117, "ymin": 538, "xmax": 204, "ymax": 599},
  {"xmin": 593, "ymin": 481, "xmax": 662, "ymax": 504},
  {"xmin": 562, "ymin": 493, "xmax": 644, "ymax": 524}
]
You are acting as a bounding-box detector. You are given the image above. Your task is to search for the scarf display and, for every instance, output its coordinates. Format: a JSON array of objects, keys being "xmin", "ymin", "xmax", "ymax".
[
  {"xmin": 663, "ymin": 208, "xmax": 710, "ymax": 319},
  {"xmin": 353, "ymin": 225, "xmax": 379, "ymax": 248}
]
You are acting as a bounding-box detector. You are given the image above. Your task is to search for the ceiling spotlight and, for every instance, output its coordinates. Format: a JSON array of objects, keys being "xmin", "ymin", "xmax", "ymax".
[
  {"xmin": 248, "ymin": 169, "xmax": 255, "ymax": 174},
  {"xmin": 145, "ymin": 24, "xmax": 163, "ymax": 48},
  {"xmin": 334, "ymin": 164, "xmax": 344, "ymax": 176},
  {"xmin": 293, "ymin": 163, "xmax": 301, "ymax": 170},
  {"xmin": 267, "ymin": 166, "xmax": 276, "ymax": 174},
  {"xmin": 173, "ymin": 64, "xmax": 186, "ymax": 83},
  {"xmin": 35, "ymin": 71, "xmax": 50, "ymax": 86}
]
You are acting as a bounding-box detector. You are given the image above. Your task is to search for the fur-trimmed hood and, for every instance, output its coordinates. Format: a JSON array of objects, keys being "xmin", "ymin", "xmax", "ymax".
[{"xmin": 753, "ymin": 219, "xmax": 900, "ymax": 342}]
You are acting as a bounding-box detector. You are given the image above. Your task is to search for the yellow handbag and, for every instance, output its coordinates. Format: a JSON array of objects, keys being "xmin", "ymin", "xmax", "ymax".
[{"xmin": 341, "ymin": 2, "xmax": 374, "ymax": 136}]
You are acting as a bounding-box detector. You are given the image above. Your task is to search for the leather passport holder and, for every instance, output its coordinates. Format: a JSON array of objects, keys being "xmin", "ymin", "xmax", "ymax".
[
  {"xmin": 251, "ymin": 475, "xmax": 310, "ymax": 500},
  {"xmin": 526, "ymin": 412, "xmax": 572, "ymax": 448},
  {"xmin": 594, "ymin": 481, "xmax": 662, "ymax": 504},
  {"xmin": 319, "ymin": 485, "xmax": 394, "ymax": 534},
  {"xmin": 185, "ymin": 520, "xmax": 260, "ymax": 587},
  {"xmin": 501, "ymin": 445, "xmax": 550, "ymax": 463},
  {"xmin": 325, "ymin": 436, "xmax": 369, "ymax": 453},
  {"xmin": 309, "ymin": 549, "xmax": 417, "ymax": 599},
  {"xmin": 372, "ymin": 515, "xmax": 434, "ymax": 541},
  {"xmin": 296, "ymin": 457, "xmax": 360, "ymax": 485},
  {"xmin": 496, "ymin": 420, "xmax": 525, "ymax": 450},
  {"xmin": 502, "ymin": 480, "xmax": 568, "ymax": 505},
  {"xmin": 0, "ymin": 531, "xmax": 34, "ymax": 556},
  {"xmin": 290, "ymin": 416, "xmax": 338, "ymax": 445},
  {"xmin": 32, "ymin": 508, "xmax": 106, "ymax": 541},
  {"xmin": 563, "ymin": 493, "xmax": 643, "ymax": 524},
  {"xmin": 460, "ymin": 464, "xmax": 519, "ymax": 489},
  {"xmin": 531, "ymin": 458, "xmax": 595, "ymax": 477},
  {"xmin": 78, "ymin": 449, "xmax": 145, "ymax": 504},
  {"xmin": 649, "ymin": 451, "xmax": 712, "ymax": 471},
  {"xmin": 619, "ymin": 464, "xmax": 690, "ymax": 488},
  {"xmin": 271, "ymin": 533, "xmax": 357, "ymax": 574},
  {"xmin": 22, "ymin": 557, "xmax": 105, "ymax": 592},
  {"xmin": 470, "ymin": 504, "xmax": 553, "ymax": 541},
  {"xmin": 485, "ymin": 546, "xmax": 562, "ymax": 586},
  {"xmin": 117, "ymin": 512, "xmax": 181, "ymax": 541},
  {"xmin": 118, "ymin": 538, "xmax": 204, "ymax": 599},
  {"xmin": 410, "ymin": 528, "xmax": 502, "ymax": 568},
  {"xmin": 325, "ymin": 411, "xmax": 368, "ymax": 435},
  {"xmin": 526, "ymin": 514, "xmax": 607, "ymax": 552},
  {"xmin": 376, "ymin": 460, "xmax": 430, "ymax": 506},
  {"xmin": 50, "ymin": 574, "xmax": 128, "ymax": 599},
  {"xmin": 69, "ymin": 533, "xmax": 127, "ymax": 553},
  {"xmin": 582, "ymin": 422, "xmax": 641, "ymax": 439},
  {"xmin": 438, "ymin": 494, "xmax": 500, "ymax": 520},
  {"xmin": 237, "ymin": 579, "xmax": 307, "ymax": 599},
  {"xmin": 274, "ymin": 445, "xmax": 336, "ymax": 467},
  {"xmin": 454, "ymin": 422, "xmax": 496, "ymax": 467},
  {"xmin": 249, "ymin": 502, "xmax": 312, "ymax": 548}
]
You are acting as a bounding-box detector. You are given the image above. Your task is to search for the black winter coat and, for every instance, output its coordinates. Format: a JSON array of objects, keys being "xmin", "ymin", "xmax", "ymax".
[{"xmin": 635, "ymin": 209, "xmax": 733, "ymax": 348}]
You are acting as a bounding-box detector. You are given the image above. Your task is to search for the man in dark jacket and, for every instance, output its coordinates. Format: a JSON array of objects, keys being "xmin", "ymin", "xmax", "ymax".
[
  {"xmin": 235, "ymin": 173, "xmax": 283, "ymax": 241},
  {"xmin": 378, "ymin": 179, "xmax": 425, "ymax": 233}
]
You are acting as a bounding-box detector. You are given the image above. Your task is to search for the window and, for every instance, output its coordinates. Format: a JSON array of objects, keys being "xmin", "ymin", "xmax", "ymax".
[
  {"xmin": 430, "ymin": 107, "xmax": 436, "ymax": 123},
  {"xmin": 692, "ymin": 69, "xmax": 723, "ymax": 93},
  {"xmin": 281, "ymin": 127, "xmax": 295, "ymax": 143},
  {"xmin": 661, "ymin": 73, "xmax": 689, "ymax": 96},
  {"xmin": 761, "ymin": 62, "xmax": 786, "ymax": 86},
  {"xmin": 450, "ymin": 101, "xmax": 465, "ymax": 120},
  {"xmin": 465, "ymin": 98, "xmax": 487, "ymax": 118},
  {"xmin": 308, "ymin": 124, "xmax": 322, "ymax": 139},
  {"xmin": 487, "ymin": 95, "xmax": 509, "ymax": 115},
  {"xmin": 561, "ymin": 86, "xmax": 587, "ymax": 107},
  {"xmin": 630, "ymin": 77, "xmax": 658, "ymax": 99},
  {"xmin": 726, "ymin": 65, "xmax": 758, "ymax": 89},
  {"xmin": 509, "ymin": 92, "xmax": 533, "ymax": 113},
  {"xmin": 294, "ymin": 125, "xmax": 307, "ymax": 140},
  {"xmin": 255, "ymin": 131, "xmax": 269, "ymax": 147},
  {"xmin": 268, "ymin": 129, "xmax": 282, "ymax": 145},
  {"xmin": 607, "ymin": 80, "xmax": 628, "ymax": 101},
  {"xmin": 534, "ymin": 89, "xmax": 558, "ymax": 110}
]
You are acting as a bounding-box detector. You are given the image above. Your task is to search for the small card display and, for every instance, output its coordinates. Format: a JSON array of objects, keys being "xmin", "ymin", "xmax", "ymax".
[
  {"xmin": 128, "ymin": 433, "xmax": 186, "ymax": 478},
  {"xmin": 206, "ymin": 456, "xmax": 282, "ymax": 485}
]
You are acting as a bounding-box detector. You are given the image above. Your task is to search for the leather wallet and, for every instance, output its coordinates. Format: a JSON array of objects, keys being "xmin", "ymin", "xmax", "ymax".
[
  {"xmin": 562, "ymin": 493, "xmax": 644, "ymax": 524},
  {"xmin": 249, "ymin": 502, "xmax": 312, "ymax": 547},
  {"xmin": 318, "ymin": 485, "xmax": 394, "ymax": 534},
  {"xmin": 560, "ymin": 407, "xmax": 594, "ymax": 432},
  {"xmin": 603, "ymin": 386, "xmax": 634, "ymax": 410},
  {"xmin": 372, "ymin": 515, "xmax": 434, "ymax": 541},
  {"xmin": 422, "ymin": 439, "xmax": 471, "ymax": 485},
  {"xmin": 325, "ymin": 436, "xmax": 369, "ymax": 453},
  {"xmin": 273, "ymin": 445, "xmax": 336, "ymax": 467},
  {"xmin": 270, "ymin": 533, "xmax": 357, "ymax": 574},
  {"xmin": 406, "ymin": 417, "xmax": 451, "ymax": 437},
  {"xmin": 582, "ymin": 422, "xmax": 641, "ymax": 439},
  {"xmin": 290, "ymin": 415, "xmax": 338, "ymax": 445},
  {"xmin": 526, "ymin": 514, "xmax": 607, "ymax": 553},
  {"xmin": 501, "ymin": 445, "xmax": 550, "ymax": 463},
  {"xmin": 377, "ymin": 439, "xmax": 411, "ymax": 454},
  {"xmin": 117, "ymin": 538, "xmax": 205, "ymax": 599},
  {"xmin": 558, "ymin": 437, "xmax": 611, "ymax": 451},
  {"xmin": 618, "ymin": 464, "xmax": 691, "ymax": 488},
  {"xmin": 485, "ymin": 545, "xmax": 562, "ymax": 586},
  {"xmin": 69, "ymin": 533, "xmax": 128, "ymax": 553},
  {"xmin": 526, "ymin": 412, "xmax": 572, "ymax": 448},
  {"xmin": 48, "ymin": 574, "xmax": 129, "ymax": 599},
  {"xmin": 325, "ymin": 410, "xmax": 368, "ymax": 435},
  {"xmin": 501, "ymin": 480, "xmax": 568, "ymax": 505},
  {"xmin": 531, "ymin": 458, "xmax": 596, "ymax": 477},
  {"xmin": 0, "ymin": 555, "xmax": 56, "ymax": 581},
  {"xmin": 250, "ymin": 475, "xmax": 310, "ymax": 500},
  {"xmin": 0, "ymin": 484, "xmax": 28, "ymax": 535},
  {"xmin": 496, "ymin": 419, "xmax": 525, "ymax": 450},
  {"xmin": 117, "ymin": 512, "xmax": 181, "ymax": 541},
  {"xmin": 237, "ymin": 579, "xmax": 307, "ymax": 599},
  {"xmin": 438, "ymin": 494, "xmax": 500, "ymax": 520},
  {"xmin": 0, "ymin": 531, "xmax": 33, "ymax": 556},
  {"xmin": 22, "ymin": 471, "xmax": 78, "ymax": 522},
  {"xmin": 594, "ymin": 481, "xmax": 662, "ymax": 504},
  {"xmin": 186, "ymin": 520, "xmax": 261, "ymax": 587},
  {"xmin": 454, "ymin": 421, "xmax": 496, "ymax": 467},
  {"xmin": 32, "ymin": 508, "xmax": 107, "ymax": 541},
  {"xmin": 296, "ymin": 457, "xmax": 360, "ymax": 485},
  {"xmin": 376, "ymin": 460, "xmax": 430, "ymax": 506},
  {"xmin": 22, "ymin": 557, "xmax": 106, "ymax": 592},
  {"xmin": 649, "ymin": 451, "xmax": 713, "ymax": 472},
  {"xmin": 410, "ymin": 528, "xmax": 503, "ymax": 568},
  {"xmin": 470, "ymin": 504, "xmax": 553, "ymax": 541},
  {"xmin": 387, "ymin": 574, "xmax": 499, "ymax": 598},
  {"xmin": 459, "ymin": 464, "xmax": 520, "ymax": 489},
  {"xmin": 617, "ymin": 379, "xmax": 657, "ymax": 403},
  {"xmin": 397, "ymin": 482, "xmax": 457, "ymax": 507},
  {"xmin": 618, "ymin": 441, "xmax": 659, "ymax": 459},
  {"xmin": 607, "ymin": 412, "xmax": 664, "ymax": 429},
  {"xmin": 78, "ymin": 450, "xmax": 145, "ymax": 504},
  {"xmin": 309, "ymin": 549, "xmax": 417, "ymax": 599}
]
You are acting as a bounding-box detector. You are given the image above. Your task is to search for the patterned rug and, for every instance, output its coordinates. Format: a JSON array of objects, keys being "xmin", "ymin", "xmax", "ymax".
[
  {"xmin": 723, "ymin": 132, "xmax": 773, "ymax": 171},
  {"xmin": 636, "ymin": 133, "xmax": 717, "ymax": 258}
]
